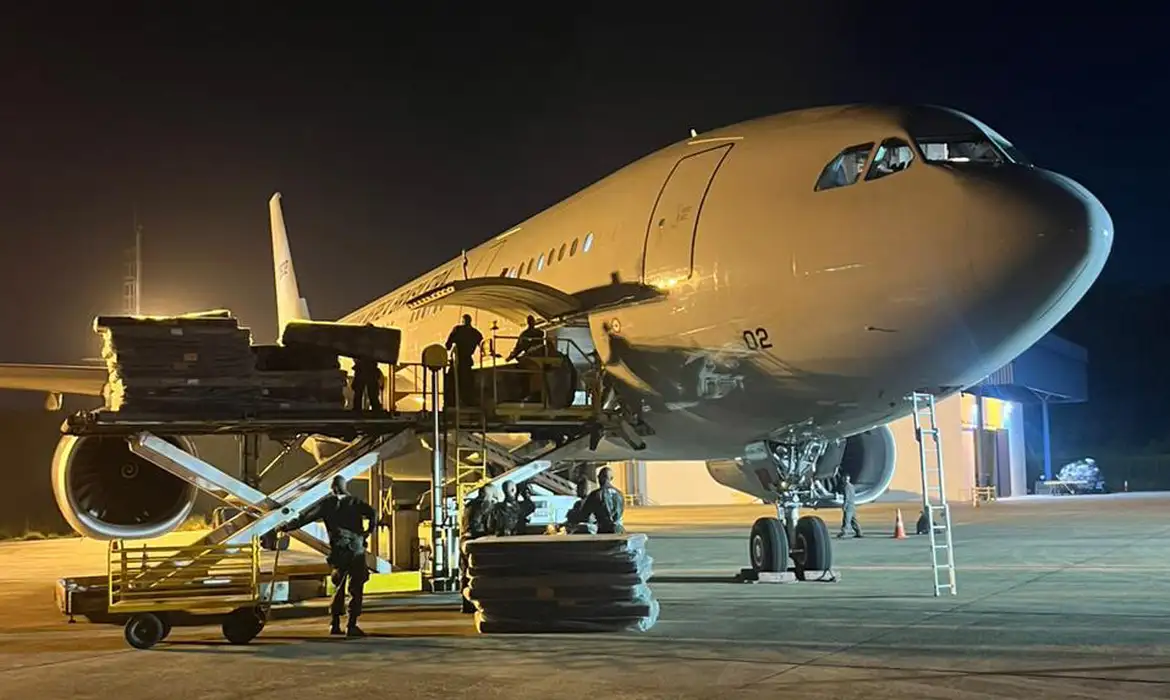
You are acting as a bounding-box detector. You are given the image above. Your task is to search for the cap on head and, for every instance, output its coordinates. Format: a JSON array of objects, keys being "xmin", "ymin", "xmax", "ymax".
[
  {"xmin": 598, "ymin": 466, "xmax": 612, "ymax": 486},
  {"xmin": 331, "ymin": 476, "xmax": 348, "ymax": 495},
  {"xmin": 503, "ymin": 481, "xmax": 517, "ymax": 497}
]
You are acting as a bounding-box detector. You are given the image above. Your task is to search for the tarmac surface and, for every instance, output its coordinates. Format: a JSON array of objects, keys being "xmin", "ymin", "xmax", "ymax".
[{"xmin": 1, "ymin": 494, "xmax": 1169, "ymax": 699}]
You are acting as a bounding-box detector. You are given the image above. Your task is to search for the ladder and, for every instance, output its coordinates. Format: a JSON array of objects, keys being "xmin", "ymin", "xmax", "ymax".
[{"xmin": 910, "ymin": 392, "xmax": 957, "ymax": 596}]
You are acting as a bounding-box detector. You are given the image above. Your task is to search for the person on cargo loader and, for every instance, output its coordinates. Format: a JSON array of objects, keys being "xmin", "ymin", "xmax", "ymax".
[
  {"xmin": 492, "ymin": 480, "xmax": 536, "ymax": 536},
  {"xmin": 506, "ymin": 315, "xmax": 545, "ymax": 361},
  {"xmin": 351, "ymin": 354, "xmax": 382, "ymax": 412},
  {"xmin": 277, "ymin": 476, "xmax": 375, "ymax": 638},
  {"xmin": 582, "ymin": 466, "xmax": 625, "ymax": 534},
  {"xmin": 445, "ymin": 314, "xmax": 483, "ymax": 406}
]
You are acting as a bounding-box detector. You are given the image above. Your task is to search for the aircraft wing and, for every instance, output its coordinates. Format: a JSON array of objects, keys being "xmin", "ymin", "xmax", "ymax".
[{"xmin": 0, "ymin": 363, "xmax": 107, "ymax": 396}]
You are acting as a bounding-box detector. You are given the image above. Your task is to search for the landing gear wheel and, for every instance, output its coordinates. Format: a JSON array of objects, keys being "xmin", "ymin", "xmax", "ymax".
[
  {"xmin": 791, "ymin": 515, "xmax": 832, "ymax": 578},
  {"xmin": 159, "ymin": 615, "xmax": 173, "ymax": 641},
  {"xmin": 749, "ymin": 517, "xmax": 789, "ymax": 572},
  {"xmin": 222, "ymin": 607, "xmax": 265, "ymax": 645},
  {"xmin": 124, "ymin": 613, "xmax": 165, "ymax": 650}
]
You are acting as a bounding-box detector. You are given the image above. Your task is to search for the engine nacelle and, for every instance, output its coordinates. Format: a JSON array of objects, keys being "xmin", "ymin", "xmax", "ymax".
[
  {"xmin": 706, "ymin": 425, "xmax": 897, "ymax": 506},
  {"xmin": 52, "ymin": 434, "xmax": 199, "ymax": 540},
  {"xmin": 813, "ymin": 425, "xmax": 897, "ymax": 505}
]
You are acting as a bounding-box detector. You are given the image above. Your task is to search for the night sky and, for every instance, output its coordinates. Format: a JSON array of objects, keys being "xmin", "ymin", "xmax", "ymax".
[{"xmin": 0, "ymin": 5, "xmax": 1163, "ymax": 373}]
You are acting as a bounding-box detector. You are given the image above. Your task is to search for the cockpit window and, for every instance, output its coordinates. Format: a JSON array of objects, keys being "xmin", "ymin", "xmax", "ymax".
[
  {"xmin": 865, "ymin": 137, "xmax": 914, "ymax": 181},
  {"xmin": 916, "ymin": 135, "xmax": 1006, "ymax": 165},
  {"xmin": 814, "ymin": 143, "xmax": 873, "ymax": 191}
]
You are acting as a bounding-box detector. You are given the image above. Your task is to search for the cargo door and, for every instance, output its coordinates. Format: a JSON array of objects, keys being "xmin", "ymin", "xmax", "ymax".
[
  {"xmin": 464, "ymin": 240, "xmax": 507, "ymax": 333},
  {"xmin": 641, "ymin": 144, "xmax": 732, "ymax": 285}
]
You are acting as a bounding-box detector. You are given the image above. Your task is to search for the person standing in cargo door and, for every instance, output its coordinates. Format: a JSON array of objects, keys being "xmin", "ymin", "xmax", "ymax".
[
  {"xmin": 836, "ymin": 474, "xmax": 863, "ymax": 539},
  {"xmin": 582, "ymin": 466, "xmax": 625, "ymax": 534},
  {"xmin": 277, "ymin": 476, "xmax": 375, "ymax": 638},
  {"xmin": 445, "ymin": 314, "xmax": 483, "ymax": 407}
]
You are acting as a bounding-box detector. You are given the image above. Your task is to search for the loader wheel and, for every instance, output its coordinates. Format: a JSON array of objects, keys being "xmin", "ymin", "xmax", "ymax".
[
  {"xmin": 124, "ymin": 613, "xmax": 165, "ymax": 650},
  {"xmin": 222, "ymin": 607, "xmax": 265, "ymax": 645}
]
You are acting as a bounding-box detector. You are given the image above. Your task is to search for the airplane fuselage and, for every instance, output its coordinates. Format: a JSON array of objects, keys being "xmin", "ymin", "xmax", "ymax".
[{"xmin": 332, "ymin": 105, "xmax": 1112, "ymax": 462}]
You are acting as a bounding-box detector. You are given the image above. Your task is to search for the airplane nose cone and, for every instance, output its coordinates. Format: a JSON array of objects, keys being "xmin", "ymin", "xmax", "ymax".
[{"xmin": 952, "ymin": 166, "xmax": 1112, "ymax": 376}]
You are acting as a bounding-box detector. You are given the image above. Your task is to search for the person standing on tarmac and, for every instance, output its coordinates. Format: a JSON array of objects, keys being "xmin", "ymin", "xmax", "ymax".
[
  {"xmin": 564, "ymin": 479, "xmax": 597, "ymax": 534},
  {"xmin": 492, "ymin": 481, "xmax": 536, "ymax": 536},
  {"xmin": 458, "ymin": 483, "xmax": 498, "ymax": 613},
  {"xmin": 277, "ymin": 476, "xmax": 376, "ymax": 637},
  {"xmin": 836, "ymin": 474, "xmax": 863, "ymax": 539},
  {"xmin": 581, "ymin": 466, "xmax": 625, "ymax": 534},
  {"xmin": 506, "ymin": 315, "xmax": 546, "ymax": 361},
  {"xmin": 445, "ymin": 314, "xmax": 484, "ymax": 405}
]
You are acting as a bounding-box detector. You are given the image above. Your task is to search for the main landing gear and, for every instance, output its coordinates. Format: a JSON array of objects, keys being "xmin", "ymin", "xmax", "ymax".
[
  {"xmin": 746, "ymin": 438, "xmax": 833, "ymax": 577},
  {"xmin": 749, "ymin": 504, "xmax": 833, "ymax": 578}
]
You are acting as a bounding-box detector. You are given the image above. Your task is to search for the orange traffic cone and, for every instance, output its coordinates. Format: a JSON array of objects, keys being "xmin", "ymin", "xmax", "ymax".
[{"xmin": 892, "ymin": 509, "xmax": 907, "ymax": 539}]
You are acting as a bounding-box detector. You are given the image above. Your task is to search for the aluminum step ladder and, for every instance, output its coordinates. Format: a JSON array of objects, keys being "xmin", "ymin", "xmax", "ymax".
[{"xmin": 910, "ymin": 392, "xmax": 957, "ymax": 596}]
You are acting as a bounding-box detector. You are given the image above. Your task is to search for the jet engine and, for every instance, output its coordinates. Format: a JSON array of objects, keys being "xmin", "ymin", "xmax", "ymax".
[
  {"xmin": 706, "ymin": 425, "xmax": 898, "ymax": 506},
  {"xmin": 811, "ymin": 425, "xmax": 898, "ymax": 505},
  {"xmin": 51, "ymin": 434, "xmax": 198, "ymax": 540}
]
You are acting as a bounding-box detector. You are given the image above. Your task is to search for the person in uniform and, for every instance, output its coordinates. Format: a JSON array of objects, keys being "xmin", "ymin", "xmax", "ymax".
[
  {"xmin": 564, "ymin": 479, "xmax": 597, "ymax": 534},
  {"xmin": 277, "ymin": 476, "xmax": 376, "ymax": 637},
  {"xmin": 458, "ymin": 483, "xmax": 497, "ymax": 613},
  {"xmin": 350, "ymin": 355, "xmax": 382, "ymax": 412},
  {"xmin": 491, "ymin": 481, "xmax": 536, "ymax": 536},
  {"xmin": 506, "ymin": 315, "xmax": 546, "ymax": 361},
  {"xmin": 916, "ymin": 508, "xmax": 932, "ymax": 535},
  {"xmin": 445, "ymin": 314, "xmax": 484, "ymax": 405},
  {"xmin": 836, "ymin": 474, "xmax": 863, "ymax": 539},
  {"xmin": 581, "ymin": 466, "xmax": 625, "ymax": 534}
]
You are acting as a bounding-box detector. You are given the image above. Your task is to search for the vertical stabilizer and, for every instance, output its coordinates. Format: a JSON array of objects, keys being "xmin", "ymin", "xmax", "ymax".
[{"xmin": 269, "ymin": 192, "xmax": 311, "ymax": 341}]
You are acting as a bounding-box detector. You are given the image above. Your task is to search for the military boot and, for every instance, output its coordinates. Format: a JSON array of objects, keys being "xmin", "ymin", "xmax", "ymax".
[
  {"xmin": 330, "ymin": 616, "xmax": 343, "ymax": 636},
  {"xmin": 346, "ymin": 623, "xmax": 366, "ymax": 638}
]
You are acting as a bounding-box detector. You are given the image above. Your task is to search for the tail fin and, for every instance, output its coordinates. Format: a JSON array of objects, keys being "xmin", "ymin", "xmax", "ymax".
[{"xmin": 269, "ymin": 192, "xmax": 311, "ymax": 341}]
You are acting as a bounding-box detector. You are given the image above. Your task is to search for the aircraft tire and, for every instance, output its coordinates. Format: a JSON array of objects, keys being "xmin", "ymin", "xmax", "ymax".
[
  {"xmin": 792, "ymin": 515, "xmax": 832, "ymax": 576},
  {"xmin": 749, "ymin": 517, "xmax": 788, "ymax": 572}
]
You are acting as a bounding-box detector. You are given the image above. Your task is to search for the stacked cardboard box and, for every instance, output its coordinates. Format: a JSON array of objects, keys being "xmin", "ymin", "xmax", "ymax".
[
  {"xmin": 463, "ymin": 533, "xmax": 659, "ymax": 633},
  {"xmin": 97, "ymin": 312, "xmax": 258, "ymax": 414},
  {"xmin": 252, "ymin": 344, "xmax": 347, "ymax": 411}
]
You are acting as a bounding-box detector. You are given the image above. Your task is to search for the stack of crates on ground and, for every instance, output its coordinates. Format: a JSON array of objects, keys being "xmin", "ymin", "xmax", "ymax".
[
  {"xmin": 98, "ymin": 311, "xmax": 257, "ymax": 414},
  {"xmin": 463, "ymin": 533, "xmax": 659, "ymax": 633}
]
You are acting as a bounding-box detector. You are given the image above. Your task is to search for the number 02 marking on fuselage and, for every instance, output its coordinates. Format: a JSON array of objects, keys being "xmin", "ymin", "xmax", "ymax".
[{"xmin": 742, "ymin": 328, "xmax": 773, "ymax": 351}]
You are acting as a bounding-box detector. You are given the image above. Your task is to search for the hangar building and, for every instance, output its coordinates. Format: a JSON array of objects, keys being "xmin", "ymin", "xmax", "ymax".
[{"xmin": 606, "ymin": 333, "xmax": 1088, "ymax": 506}]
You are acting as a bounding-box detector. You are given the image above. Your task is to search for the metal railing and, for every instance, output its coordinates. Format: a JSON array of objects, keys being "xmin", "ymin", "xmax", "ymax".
[{"xmin": 108, "ymin": 539, "xmax": 261, "ymax": 613}]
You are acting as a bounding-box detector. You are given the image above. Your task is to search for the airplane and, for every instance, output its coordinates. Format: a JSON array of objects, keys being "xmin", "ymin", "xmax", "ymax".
[{"xmin": 0, "ymin": 104, "xmax": 1112, "ymax": 574}]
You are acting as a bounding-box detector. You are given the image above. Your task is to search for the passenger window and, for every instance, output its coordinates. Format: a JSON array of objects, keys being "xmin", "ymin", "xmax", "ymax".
[
  {"xmin": 558, "ymin": 243, "xmax": 566, "ymax": 261},
  {"xmin": 814, "ymin": 143, "xmax": 874, "ymax": 192},
  {"xmin": 570, "ymin": 238, "xmax": 578, "ymax": 257},
  {"xmin": 500, "ymin": 267, "xmax": 508, "ymax": 277},
  {"xmin": 865, "ymin": 138, "xmax": 914, "ymax": 181},
  {"xmin": 537, "ymin": 253, "xmax": 546, "ymax": 271},
  {"xmin": 583, "ymin": 232, "xmax": 593, "ymax": 252},
  {"xmin": 548, "ymin": 248, "xmax": 556, "ymax": 265},
  {"xmin": 527, "ymin": 258, "xmax": 534, "ymax": 274}
]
